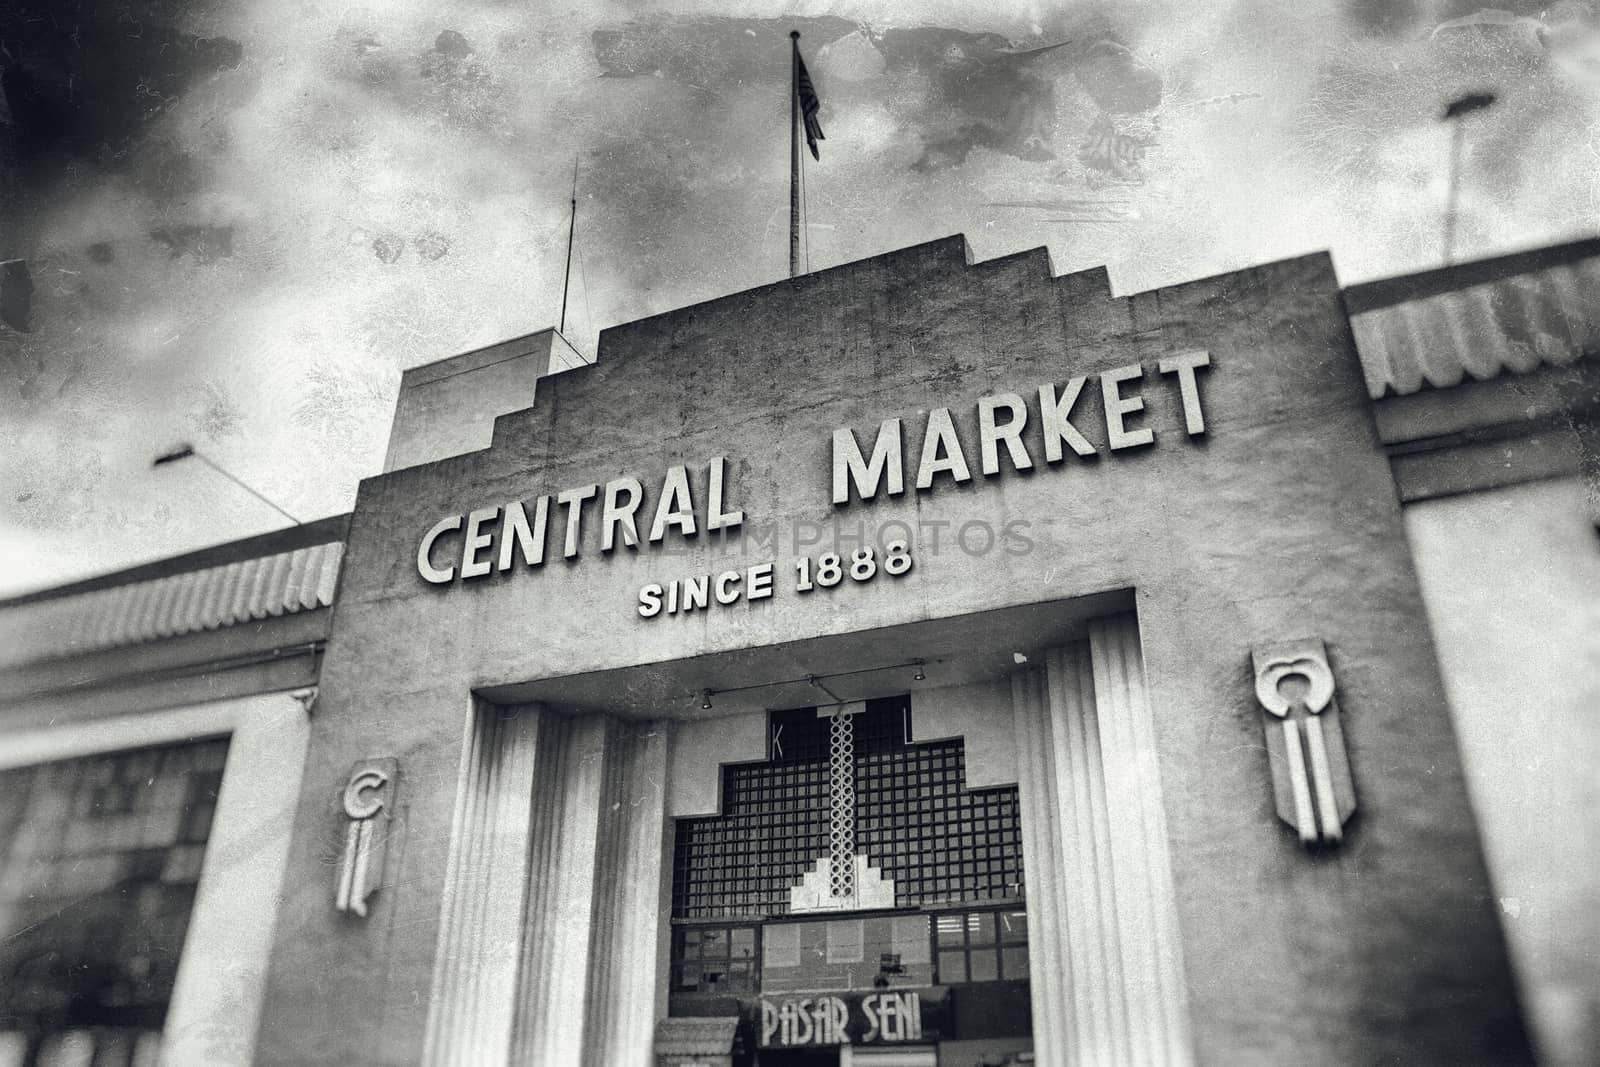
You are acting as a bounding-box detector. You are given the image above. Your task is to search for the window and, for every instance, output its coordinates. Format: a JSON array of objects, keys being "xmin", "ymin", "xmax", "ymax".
[
  {"xmin": 0, "ymin": 737, "xmax": 230, "ymax": 1062},
  {"xmin": 674, "ymin": 908, "xmax": 1029, "ymax": 997},
  {"xmin": 826, "ymin": 920, "xmax": 863, "ymax": 964},
  {"xmin": 672, "ymin": 698, "xmax": 1025, "ymax": 920},
  {"xmin": 760, "ymin": 916, "xmax": 936, "ymax": 994},
  {"xmin": 934, "ymin": 908, "xmax": 1029, "ymax": 985},
  {"xmin": 672, "ymin": 924, "xmax": 759, "ymax": 994}
]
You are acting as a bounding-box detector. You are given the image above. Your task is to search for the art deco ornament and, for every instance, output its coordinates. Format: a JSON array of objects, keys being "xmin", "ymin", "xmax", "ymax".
[
  {"xmin": 1253, "ymin": 640, "xmax": 1356, "ymax": 847},
  {"xmin": 789, "ymin": 702, "xmax": 896, "ymax": 913},
  {"xmin": 336, "ymin": 758, "xmax": 396, "ymax": 917}
]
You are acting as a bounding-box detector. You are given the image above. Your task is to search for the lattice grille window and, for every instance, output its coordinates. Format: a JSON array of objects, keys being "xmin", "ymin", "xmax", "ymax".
[{"xmin": 671, "ymin": 697, "xmax": 1023, "ymax": 919}]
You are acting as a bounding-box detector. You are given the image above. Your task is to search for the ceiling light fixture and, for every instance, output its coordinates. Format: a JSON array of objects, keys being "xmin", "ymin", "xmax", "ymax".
[{"xmin": 687, "ymin": 658, "xmax": 935, "ymax": 708}]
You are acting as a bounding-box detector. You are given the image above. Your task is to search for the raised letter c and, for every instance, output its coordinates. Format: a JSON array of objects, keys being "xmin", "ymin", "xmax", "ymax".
[{"xmin": 417, "ymin": 515, "xmax": 463, "ymax": 584}]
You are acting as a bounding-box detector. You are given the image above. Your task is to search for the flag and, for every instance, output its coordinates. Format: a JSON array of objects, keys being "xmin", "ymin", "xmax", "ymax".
[{"xmin": 796, "ymin": 50, "xmax": 824, "ymax": 160}]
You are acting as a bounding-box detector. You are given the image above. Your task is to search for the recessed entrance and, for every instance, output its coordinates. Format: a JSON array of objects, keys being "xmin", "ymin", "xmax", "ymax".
[
  {"xmin": 667, "ymin": 697, "xmax": 1032, "ymax": 1065},
  {"xmin": 419, "ymin": 604, "xmax": 1189, "ymax": 1066}
]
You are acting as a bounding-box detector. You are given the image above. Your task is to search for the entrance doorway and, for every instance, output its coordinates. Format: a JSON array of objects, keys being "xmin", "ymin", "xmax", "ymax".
[
  {"xmin": 668, "ymin": 696, "xmax": 1031, "ymax": 1066},
  {"xmin": 754, "ymin": 1048, "xmax": 938, "ymax": 1066},
  {"xmin": 755, "ymin": 1050, "xmax": 837, "ymax": 1066}
]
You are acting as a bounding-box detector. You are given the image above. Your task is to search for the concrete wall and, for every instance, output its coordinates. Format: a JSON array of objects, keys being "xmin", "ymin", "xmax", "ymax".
[
  {"xmin": 255, "ymin": 237, "xmax": 1529, "ymax": 1064},
  {"xmin": 666, "ymin": 710, "xmax": 768, "ymax": 818},
  {"xmin": 383, "ymin": 329, "xmax": 585, "ymax": 474},
  {"xmin": 0, "ymin": 692, "xmax": 311, "ymax": 1066},
  {"xmin": 1406, "ymin": 475, "xmax": 1600, "ymax": 1067},
  {"xmin": 910, "ymin": 678, "xmax": 1017, "ymax": 789}
]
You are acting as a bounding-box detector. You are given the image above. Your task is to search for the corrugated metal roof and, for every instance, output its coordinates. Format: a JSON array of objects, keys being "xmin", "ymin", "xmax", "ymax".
[
  {"xmin": 0, "ymin": 540, "xmax": 342, "ymax": 669},
  {"xmin": 1345, "ymin": 239, "xmax": 1600, "ymax": 399}
]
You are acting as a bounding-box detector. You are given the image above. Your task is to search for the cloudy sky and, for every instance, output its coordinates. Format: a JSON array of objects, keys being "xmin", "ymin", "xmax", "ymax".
[{"xmin": 2, "ymin": 0, "xmax": 1597, "ymax": 596}]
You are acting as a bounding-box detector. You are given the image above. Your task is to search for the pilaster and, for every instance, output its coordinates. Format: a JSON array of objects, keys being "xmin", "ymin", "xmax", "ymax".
[{"xmin": 1012, "ymin": 615, "xmax": 1192, "ymax": 1065}]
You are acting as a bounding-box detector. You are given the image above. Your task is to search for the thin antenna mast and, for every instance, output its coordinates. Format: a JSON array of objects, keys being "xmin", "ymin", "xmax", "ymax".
[{"xmin": 560, "ymin": 157, "xmax": 578, "ymax": 335}]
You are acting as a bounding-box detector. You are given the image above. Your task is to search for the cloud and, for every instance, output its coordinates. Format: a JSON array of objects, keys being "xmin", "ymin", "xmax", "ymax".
[{"xmin": 0, "ymin": 0, "xmax": 1596, "ymax": 595}]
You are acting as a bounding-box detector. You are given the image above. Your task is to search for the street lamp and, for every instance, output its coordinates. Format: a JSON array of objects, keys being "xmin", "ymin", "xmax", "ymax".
[
  {"xmin": 153, "ymin": 443, "xmax": 302, "ymax": 526},
  {"xmin": 1440, "ymin": 91, "xmax": 1497, "ymax": 265}
]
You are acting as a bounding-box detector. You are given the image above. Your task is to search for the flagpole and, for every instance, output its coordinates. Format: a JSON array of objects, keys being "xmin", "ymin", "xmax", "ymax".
[
  {"xmin": 1439, "ymin": 91, "xmax": 1496, "ymax": 266},
  {"xmin": 1443, "ymin": 119, "xmax": 1464, "ymax": 265},
  {"xmin": 790, "ymin": 30, "xmax": 801, "ymax": 279}
]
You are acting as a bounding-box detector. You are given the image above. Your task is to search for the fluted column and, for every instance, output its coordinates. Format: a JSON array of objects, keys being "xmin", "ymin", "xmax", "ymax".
[
  {"xmin": 511, "ymin": 713, "xmax": 609, "ymax": 1065},
  {"xmin": 420, "ymin": 707, "xmax": 678, "ymax": 1066},
  {"xmin": 1011, "ymin": 666, "xmax": 1070, "ymax": 1063},
  {"xmin": 1012, "ymin": 615, "xmax": 1193, "ymax": 1066},
  {"xmin": 422, "ymin": 701, "xmax": 544, "ymax": 1067},
  {"xmin": 583, "ymin": 720, "xmax": 671, "ymax": 1067},
  {"xmin": 1088, "ymin": 614, "xmax": 1191, "ymax": 1062}
]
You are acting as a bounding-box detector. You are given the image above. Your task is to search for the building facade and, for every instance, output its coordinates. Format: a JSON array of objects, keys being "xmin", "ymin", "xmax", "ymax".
[
  {"xmin": 0, "ymin": 518, "xmax": 346, "ymax": 1064},
  {"xmin": 2, "ymin": 235, "xmax": 1596, "ymax": 1066}
]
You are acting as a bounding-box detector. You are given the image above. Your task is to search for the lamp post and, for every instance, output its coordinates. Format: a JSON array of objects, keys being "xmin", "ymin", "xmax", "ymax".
[
  {"xmin": 153, "ymin": 443, "xmax": 302, "ymax": 525},
  {"xmin": 1440, "ymin": 91, "xmax": 1497, "ymax": 265}
]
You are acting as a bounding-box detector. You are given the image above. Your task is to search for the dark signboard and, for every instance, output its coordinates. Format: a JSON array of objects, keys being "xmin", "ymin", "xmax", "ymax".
[
  {"xmin": 753, "ymin": 988, "xmax": 951, "ymax": 1049},
  {"xmin": 669, "ymin": 980, "xmax": 1032, "ymax": 1053}
]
